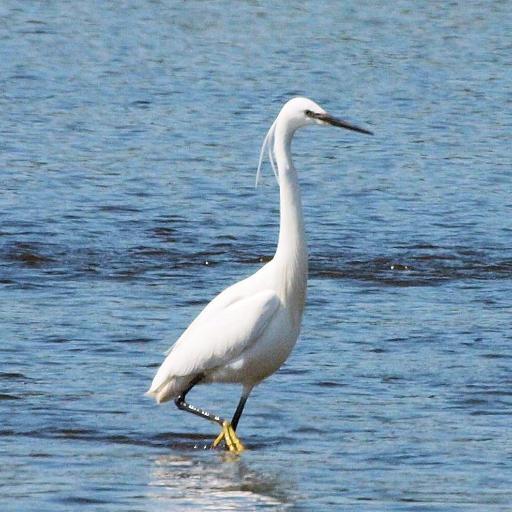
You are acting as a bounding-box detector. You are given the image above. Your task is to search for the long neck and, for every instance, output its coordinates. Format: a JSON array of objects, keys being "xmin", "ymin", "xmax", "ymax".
[{"xmin": 273, "ymin": 119, "xmax": 308, "ymax": 314}]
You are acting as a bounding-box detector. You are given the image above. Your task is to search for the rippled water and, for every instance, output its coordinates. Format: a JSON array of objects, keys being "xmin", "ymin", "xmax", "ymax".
[{"xmin": 1, "ymin": 1, "xmax": 511, "ymax": 510}]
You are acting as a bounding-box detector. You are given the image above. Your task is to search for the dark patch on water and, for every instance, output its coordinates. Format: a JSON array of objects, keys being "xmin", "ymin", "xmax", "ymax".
[
  {"xmin": 110, "ymin": 337, "xmax": 153, "ymax": 344},
  {"xmin": 130, "ymin": 100, "xmax": 152, "ymax": 109},
  {"xmin": 5, "ymin": 426, "xmax": 266, "ymax": 452},
  {"xmin": 316, "ymin": 380, "xmax": 346, "ymax": 388},
  {"xmin": 3, "ymin": 242, "xmax": 55, "ymax": 267},
  {"xmin": 0, "ymin": 393, "xmax": 20, "ymax": 400},
  {"xmin": 0, "ymin": 372, "xmax": 29, "ymax": 381},
  {"xmin": 58, "ymin": 496, "xmax": 111, "ymax": 505},
  {"xmin": 311, "ymin": 250, "xmax": 512, "ymax": 286},
  {"xmin": 2, "ymin": 237, "xmax": 511, "ymax": 287}
]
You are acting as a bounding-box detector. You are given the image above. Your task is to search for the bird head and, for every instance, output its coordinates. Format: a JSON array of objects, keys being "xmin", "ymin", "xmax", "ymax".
[
  {"xmin": 255, "ymin": 97, "xmax": 372, "ymax": 187},
  {"xmin": 279, "ymin": 97, "xmax": 373, "ymax": 135}
]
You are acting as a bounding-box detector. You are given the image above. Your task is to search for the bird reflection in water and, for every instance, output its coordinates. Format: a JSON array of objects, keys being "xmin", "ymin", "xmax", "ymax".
[{"xmin": 147, "ymin": 453, "xmax": 294, "ymax": 510}]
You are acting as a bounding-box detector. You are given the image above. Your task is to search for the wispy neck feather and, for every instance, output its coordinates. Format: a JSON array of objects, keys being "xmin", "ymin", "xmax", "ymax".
[
  {"xmin": 256, "ymin": 112, "xmax": 301, "ymax": 186},
  {"xmin": 255, "ymin": 119, "xmax": 279, "ymax": 187}
]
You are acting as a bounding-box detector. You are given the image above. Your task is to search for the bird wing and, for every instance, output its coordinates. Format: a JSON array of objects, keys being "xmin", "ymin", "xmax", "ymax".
[
  {"xmin": 172, "ymin": 265, "xmax": 270, "ymax": 336},
  {"xmin": 150, "ymin": 289, "xmax": 280, "ymax": 389}
]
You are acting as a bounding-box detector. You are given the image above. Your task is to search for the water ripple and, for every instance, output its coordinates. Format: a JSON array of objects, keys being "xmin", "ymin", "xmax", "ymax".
[{"xmin": 2, "ymin": 238, "xmax": 511, "ymax": 287}]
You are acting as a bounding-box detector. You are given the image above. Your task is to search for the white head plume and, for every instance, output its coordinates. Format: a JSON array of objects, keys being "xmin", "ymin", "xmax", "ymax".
[{"xmin": 255, "ymin": 118, "xmax": 279, "ymax": 187}]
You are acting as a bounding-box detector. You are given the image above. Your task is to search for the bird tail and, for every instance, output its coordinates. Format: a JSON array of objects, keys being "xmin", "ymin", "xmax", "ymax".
[
  {"xmin": 146, "ymin": 377, "xmax": 180, "ymax": 403},
  {"xmin": 146, "ymin": 370, "xmax": 192, "ymax": 404}
]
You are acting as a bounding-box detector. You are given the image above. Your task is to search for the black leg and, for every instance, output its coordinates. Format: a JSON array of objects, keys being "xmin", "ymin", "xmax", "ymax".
[
  {"xmin": 231, "ymin": 388, "xmax": 252, "ymax": 431},
  {"xmin": 174, "ymin": 374, "xmax": 225, "ymax": 426},
  {"xmin": 175, "ymin": 379, "xmax": 249, "ymax": 452}
]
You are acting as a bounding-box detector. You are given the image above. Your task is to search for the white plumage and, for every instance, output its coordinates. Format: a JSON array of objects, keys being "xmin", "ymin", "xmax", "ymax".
[{"xmin": 146, "ymin": 97, "xmax": 372, "ymax": 450}]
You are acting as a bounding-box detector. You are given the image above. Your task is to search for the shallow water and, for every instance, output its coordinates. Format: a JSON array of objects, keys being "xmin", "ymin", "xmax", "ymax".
[{"xmin": 1, "ymin": 1, "xmax": 511, "ymax": 510}]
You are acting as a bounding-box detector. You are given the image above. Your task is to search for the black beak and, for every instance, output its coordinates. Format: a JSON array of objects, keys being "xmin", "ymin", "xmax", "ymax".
[{"xmin": 306, "ymin": 110, "xmax": 373, "ymax": 135}]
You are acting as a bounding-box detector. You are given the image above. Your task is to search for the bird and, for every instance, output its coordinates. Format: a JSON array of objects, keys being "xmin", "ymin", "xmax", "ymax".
[{"xmin": 146, "ymin": 97, "xmax": 372, "ymax": 452}]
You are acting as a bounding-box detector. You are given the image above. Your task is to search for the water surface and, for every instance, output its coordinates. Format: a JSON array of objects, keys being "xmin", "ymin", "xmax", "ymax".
[{"xmin": 1, "ymin": 1, "xmax": 511, "ymax": 510}]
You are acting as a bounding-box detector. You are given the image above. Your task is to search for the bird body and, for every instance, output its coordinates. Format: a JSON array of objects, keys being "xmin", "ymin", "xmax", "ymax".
[
  {"xmin": 148, "ymin": 99, "xmax": 310, "ymax": 403},
  {"xmin": 147, "ymin": 224, "xmax": 307, "ymax": 401},
  {"xmin": 147, "ymin": 97, "xmax": 372, "ymax": 451}
]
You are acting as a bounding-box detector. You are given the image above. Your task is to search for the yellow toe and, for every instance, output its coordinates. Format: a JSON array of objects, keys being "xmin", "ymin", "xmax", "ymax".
[
  {"xmin": 212, "ymin": 428, "xmax": 225, "ymax": 448},
  {"xmin": 211, "ymin": 421, "xmax": 245, "ymax": 453},
  {"xmin": 225, "ymin": 422, "xmax": 245, "ymax": 453}
]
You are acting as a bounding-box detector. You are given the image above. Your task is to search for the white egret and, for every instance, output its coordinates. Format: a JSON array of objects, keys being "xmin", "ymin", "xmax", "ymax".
[{"xmin": 147, "ymin": 97, "xmax": 372, "ymax": 452}]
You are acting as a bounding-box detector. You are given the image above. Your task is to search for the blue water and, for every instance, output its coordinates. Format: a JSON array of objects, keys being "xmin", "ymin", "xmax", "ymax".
[{"xmin": 1, "ymin": 1, "xmax": 511, "ymax": 510}]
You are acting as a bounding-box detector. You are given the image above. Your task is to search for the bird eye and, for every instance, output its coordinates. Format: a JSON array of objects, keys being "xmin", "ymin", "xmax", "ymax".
[{"xmin": 305, "ymin": 109, "xmax": 313, "ymax": 117}]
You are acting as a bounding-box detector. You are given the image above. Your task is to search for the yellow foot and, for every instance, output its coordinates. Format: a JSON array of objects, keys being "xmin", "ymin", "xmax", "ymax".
[{"xmin": 211, "ymin": 421, "xmax": 245, "ymax": 453}]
